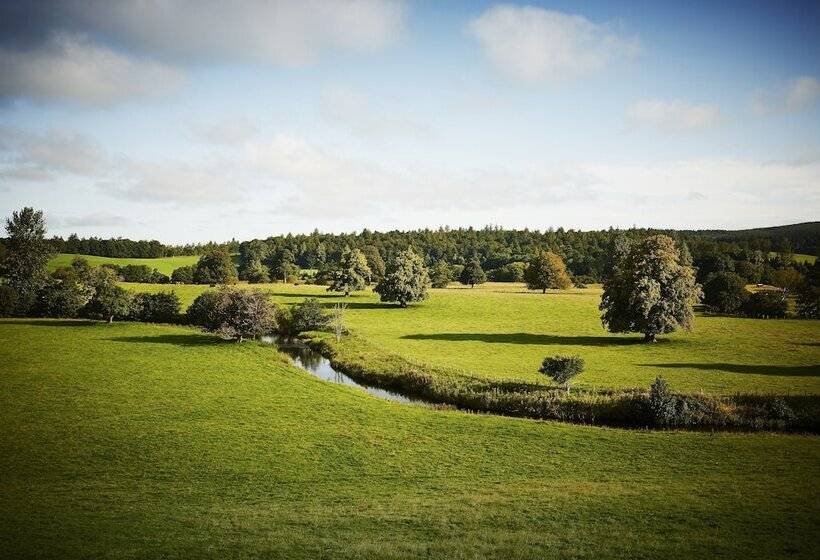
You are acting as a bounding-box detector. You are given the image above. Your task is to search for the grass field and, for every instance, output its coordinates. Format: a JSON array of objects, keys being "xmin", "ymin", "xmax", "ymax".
[
  {"xmin": 48, "ymin": 253, "xmax": 200, "ymax": 275},
  {"xmin": 1, "ymin": 318, "xmax": 818, "ymax": 559},
  {"xmin": 123, "ymin": 281, "xmax": 820, "ymax": 396}
]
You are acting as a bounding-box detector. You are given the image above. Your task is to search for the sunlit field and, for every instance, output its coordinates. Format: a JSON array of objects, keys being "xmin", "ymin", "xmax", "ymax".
[
  {"xmin": 122, "ymin": 281, "xmax": 820, "ymax": 395},
  {"xmin": 48, "ymin": 253, "xmax": 200, "ymax": 276}
]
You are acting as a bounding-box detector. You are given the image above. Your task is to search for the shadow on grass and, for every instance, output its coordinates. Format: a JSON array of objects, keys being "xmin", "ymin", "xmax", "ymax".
[
  {"xmin": 640, "ymin": 362, "xmax": 819, "ymax": 377},
  {"xmin": 0, "ymin": 318, "xmax": 97, "ymax": 327},
  {"xmin": 106, "ymin": 334, "xmax": 221, "ymax": 347},
  {"xmin": 401, "ymin": 332, "xmax": 658, "ymax": 346}
]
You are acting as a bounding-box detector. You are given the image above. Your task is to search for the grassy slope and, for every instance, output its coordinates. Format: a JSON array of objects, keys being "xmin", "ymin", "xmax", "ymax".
[
  {"xmin": 48, "ymin": 253, "xmax": 200, "ymax": 275},
  {"xmin": 1, "ymin": 319, "xmax": 818, "ymax": 559},
  {"xmin": 124, "ymin": 282, "xmax": 820, "ymax": 395}
]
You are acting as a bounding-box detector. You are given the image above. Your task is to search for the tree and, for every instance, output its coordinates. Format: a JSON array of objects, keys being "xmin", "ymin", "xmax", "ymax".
[
  {"xmin": 328, "ymin": 247, "xmax": 370, "ymax": 295},
  {"xmin": 34, "ymin": 270, "xmax": 94, "ymax": 318},
  {"xmin": 194, "ymin": 249, "xmax": 237, "ymax": 285},
  {"xmin": 361, "ymin": 245, "xmax": 386, "ymax": 284},
  {"xmin": 539, "ymin": 355, "xmax": 584, "ymax": 394},
  {"xmin": 600, "ymin": 235, "xmax": 702, "ymax": 342},
  {"xmin": 272, "ymin": 248, "xmax": 299, "ymax": 283},
  {"xmin": 702, "ymin": 272, "xmax": 748, "ymax": 314},
  {"xmin": 525, "ymin": 250, "xmax": 572, "ymax": 293},
  {"xmin": 459, "ymin": 259, "xmax": 486, "ymax": 288},
  {"xmin": 187, "ymin": 287, "xmax": 275, "ymax": 342},
  {"xmin": 245, "ymin": 259, "xmax": 271, "ymax": 284},
  {"xmin": 131, "ymin": 292, "xmax": 181, "ymax": 323},
  {"xmin": 796, "ymin": 287, "xmax": 820, "ymax": 319},
  {"xmin": 3, "ymin": 207, "xmax": 52, "ymax": 314},
  {"xmin": 770, "ymin": 268, "xmax": 806, "ymax": 293},
  {"xmin": 742, "ymin": 289, "xmax": 788, "ymax": 318},
  {"xmin": 278, "ymin": 298, "xmax": 331, "ymax": 335},
  {"xmin": 84, "ymin": 268, "xmax": 134, "ymax": 323},
  {"xmin": 171, "ymin": 265, "xmax": 195, "ymax": 284},
  {"xmin": 429, "ymin": 260, "xmax": 453, "ymax": 288},
  {"xmin": 490, "ymin": 262, "xmax": 526, "ymax": 282},
  {"xmin": 375, "ymin": 248, "xmax": 431, "ymax": 307}
]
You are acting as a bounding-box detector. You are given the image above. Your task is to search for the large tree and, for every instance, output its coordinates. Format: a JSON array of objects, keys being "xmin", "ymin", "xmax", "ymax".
[
  {"xmin": 3, "ymin": 207, "xmax": 52, "ymax": 314},
  {"xmin": 524, "ymin": 250, "xmax": 572, "ymax": 293},
  {"xmin": 459, "ymin": 259, "xmax": 486, "ymax": 288},
  {"xmin": 194, "ymin": 249, "xmax": 237, "ymax": 285},
  {"xmin": 328, "ymin": 247, "xmax": 371, "ymax": 296},
  {"xmin": 375, "ymin": 248, "xmax": 431, "ymax": 307},
  {"xmin": 600, "ymin": 235, "xmax": 702, "ymax": 342},
  {"xmin": 84, "ymin": 268, "xmax": 134, "ymax": 323}
]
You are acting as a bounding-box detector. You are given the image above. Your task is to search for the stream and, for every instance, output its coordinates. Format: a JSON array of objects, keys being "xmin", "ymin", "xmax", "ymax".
[{"xmin": 261, "ymin": 335, "xmax": 423, "ymax": 405}]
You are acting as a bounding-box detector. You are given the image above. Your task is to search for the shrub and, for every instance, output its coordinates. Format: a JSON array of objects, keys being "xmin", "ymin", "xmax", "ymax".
[
  {"xmin": 648, "ymin": 376, "xmax": 688, "ymax": 427},
  {"xmin": 743, "ymin": 289, "xmax": 788, "ymax": 318},
  {"xmin": 539, "ymin": 355, "xmax": 584, "ymax": 393},
  {"xmin": 0, "ymin": 285, "xmax": 18, "ymax": 317},
  {"xmin": 150, "ymin": 270, "xmax": 170, "ymax": 284},
  {"xmin": 187, "ymin": 287, "xmax": 276, "ymax": 342},
  {"xmin": 120, "ymin": 264, "xmax": 154, "ymax": 283},
  {"xmin": 131, "ymin": 292, "xmax": 181, "ymax": 323},
  {"xmin": 171, "ymin": 265, "xmax": 195, "ymax": 284},
  {"xmin": 289, "ymin": 298, "xmax": 331, "ymax": 334}
]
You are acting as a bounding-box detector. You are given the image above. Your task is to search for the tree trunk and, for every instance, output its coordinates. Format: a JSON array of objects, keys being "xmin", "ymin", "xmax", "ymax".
[
  {"xmin": 542, "ymin": 288, "xmax": 546, "ymax": 294},
  {"xmin": 566, "ymin": 384, "xmax": 570, "ymax": 394},
  {"xmin": 400, "ymin": 300, "xmax": 407, "ymax": 308},
  {"xmin": 643, "ymin": 332, "xmax": 656, "ymax": 343},
  {"xmin": 108, "ymin": 315, "xmax": 114, "ymax": 324}
]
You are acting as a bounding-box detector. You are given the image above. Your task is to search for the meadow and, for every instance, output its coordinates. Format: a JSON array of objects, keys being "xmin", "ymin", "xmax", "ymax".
[
  {"xmin": 123, "ymin": 281, "xmax": 820, "ymax": 396},
  {"xmin": 48, "ymin": 253, "xmax": 200, "ymax": 276},
  {"xmin": 1, "ymin": 318, "xmax": 819, "ymax": 559}
]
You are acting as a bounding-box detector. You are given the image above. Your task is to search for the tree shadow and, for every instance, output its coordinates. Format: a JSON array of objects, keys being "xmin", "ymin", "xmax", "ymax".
[
  {"xmin": 0, "ymin": 319, "xmax": 97, "ymax": 327},
  {"xmin": 106, "ymin": 334, "xmax": 221, "ymax": 347},
  {"xmin": 400, "ymin": 332, "xmax": 654, "ymax": 346},
  {"xmin": 640, "ymin": 363, "xmax": 819, "ymax": 377}
]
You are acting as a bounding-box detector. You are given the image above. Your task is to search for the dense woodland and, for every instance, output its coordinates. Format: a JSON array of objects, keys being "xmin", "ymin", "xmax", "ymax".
[{"xmin": 38, "ymin": 222, "xmax": 819, "ymax": 283}]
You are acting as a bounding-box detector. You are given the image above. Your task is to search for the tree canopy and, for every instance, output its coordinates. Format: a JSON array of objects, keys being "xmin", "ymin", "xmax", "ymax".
[
  {"xmin": 375, "ymin": 248, "xmax": 431, "ymax": 307},
  {"xmin": 524, "ymin": 250, "xmax": 572, "ymax": 293}
]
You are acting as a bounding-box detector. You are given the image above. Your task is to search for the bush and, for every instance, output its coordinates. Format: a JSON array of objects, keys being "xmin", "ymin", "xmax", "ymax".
[
  {"xmin": 287, "ymin": 298, "xmax": 331, "ymax": 334},
  {"xmin": 120, "ymin": 264, "xmax": 154, "ymax": 283},
  {"xmin": 186, "ymin": 287, "xmax": 276, "ymax": 342},
  {"xmin": 648, "ymin": 376, "xmax": 689, "ymax": 427},
  {"xmin": 796, "ymin": 287, "xmax": 819, "ymax": 319},
  {"xmin": 0, "ymin": 285, "xmax": 18, "ymax": 317},
  {"xmin": 171, "ymin": 265, "xmax": 195, "ymax": 284},
  {"xmin": 539, "ymin": 355, "xmax": 584, "ymax": 393},
  {"xmin": 743, "ymin": 289, "xmax": 788, "ymax": 318},
  {"xmin": 150, "ymin": 270, "xmax": 170, "ymax": 284},
  {"xmin": 131, "ymin": 292, "xmax": 181, "ymax": 323}
]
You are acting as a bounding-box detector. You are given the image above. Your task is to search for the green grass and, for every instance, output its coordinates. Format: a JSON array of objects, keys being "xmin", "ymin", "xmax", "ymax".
[
  {"xmin": 48, "ymin": 253, "xmax": 200, "ymax": 275},
  {"xmin": 769, "ymin": 252, "xmax": 816, "ymax": 264},
  {"xmin": 1, "ymin": 319, "xmax": 819, "ymax": 559},
  {"xmin": 124, "ymin": 282, "xmax": 820, "ymax": 396}
]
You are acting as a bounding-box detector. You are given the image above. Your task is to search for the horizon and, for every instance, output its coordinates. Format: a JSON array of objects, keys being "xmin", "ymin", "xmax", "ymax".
[{"xmin": 1, "ymin": 1, "xmax": 819, "ymax": 243}]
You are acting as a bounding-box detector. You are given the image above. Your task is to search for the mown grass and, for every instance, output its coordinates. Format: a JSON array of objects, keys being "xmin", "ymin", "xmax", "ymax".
[
  {"xmin": 124, "ymin": 281, "xmax": 820, "ymax": 396},
  {"xmin": 48, "ymin": 253, "xmax": 201, "ymax": 275},
  {"xmin": 1, "ymin": 319, "xmax": 819, "ymax": 559}
]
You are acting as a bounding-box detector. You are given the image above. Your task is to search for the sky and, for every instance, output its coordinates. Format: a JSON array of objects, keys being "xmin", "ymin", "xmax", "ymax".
[{"xmin": 0, "ymin": 0, "xmax": 818, "ymax": 243}]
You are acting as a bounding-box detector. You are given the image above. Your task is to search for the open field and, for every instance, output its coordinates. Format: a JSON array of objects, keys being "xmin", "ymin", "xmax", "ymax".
[
  {"xmin": 48, "ymin": 253, "xmax": 200, "ymax": 276},
  {"xmin": 1, "ymin": 318, "xmax": 819, "ymax": 559},
  {"xmin": 123, "ymin": 281, "xmax": 820, "ymax": 395}
]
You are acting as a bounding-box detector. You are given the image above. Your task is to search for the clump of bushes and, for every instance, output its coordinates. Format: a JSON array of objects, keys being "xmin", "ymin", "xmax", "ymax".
[
  {"xmin": 743, "ymin": 289, "xmax": 788, "ymax": 318},
  {"xmin": 539, "ymin": 355, "xmax": 584, "ymax": 393},
  {"xmin": 187, "ymin": 287, "xmax": 275, "ymax": 342},
  {"xmin": 277, "ymin": 298, "xmax": 331, "ymax": 336},
  {"xmin": 171, "ymin": 265, "xmax": 196, "ymax": 284},
  {"xmin": 131, "ymin": 292, "xmax": 181, "ymax": 323}
]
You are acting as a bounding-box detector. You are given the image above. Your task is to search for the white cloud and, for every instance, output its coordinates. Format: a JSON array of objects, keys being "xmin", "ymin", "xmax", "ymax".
[
  {"xmin": 187, "ymin": 118, "xmax": 259, "ymax": 145},
  {"xmin": 320, "ymin": 85, "xmax": 432, "ymax": 139},
  {"xmin": 0, "ymin": 128, "xmax": 108, "ymax": 181},
  {"xmin": 111, "ymin": 160, "xmax": 242, "ymax": 204},
  {"xmin": 752, "ymin": 76, "xmax": 820, "ymax": 116},
  {"xmin": 51, "ymin": 212, "xmax": 129, "ymax": 228},
  {"xmin": 71, "ymin": 0, "xmax": 406, "ymax": 66},
  {"xmin": 0, "ymin": 33, "xmax": 184, "ymax": 105},
  {"xmin": 467, "ymin": 5, "xmax": 639, "ymax": 84},
  {"xmin": 627, "ymin": 99, "xmax": 722, "ymax": 132}
]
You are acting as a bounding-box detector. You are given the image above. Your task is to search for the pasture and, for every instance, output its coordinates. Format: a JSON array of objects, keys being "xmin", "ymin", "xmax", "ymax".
[
  {"xmin": 48, "ymin": 253, "xmax": 200, "ymax": 276},
  {"xmin": 123, "ymin": 281, "xmax": 820, "ymax": 395},
  {"xmin": 1, "ymin": 319, "xmax": 819, "ymax": 559}
]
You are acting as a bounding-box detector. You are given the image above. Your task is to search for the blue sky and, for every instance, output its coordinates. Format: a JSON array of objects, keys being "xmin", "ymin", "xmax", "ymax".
[{"xmin": 0, "ymin": 0, "xmax": 818, "ymax": 243}]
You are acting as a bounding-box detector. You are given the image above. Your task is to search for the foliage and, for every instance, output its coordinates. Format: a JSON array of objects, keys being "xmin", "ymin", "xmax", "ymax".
[
  {"xmin": 648, "ymin": 377, "xmax": 686, "ymax": 427},
  {"xmin": 131, "ymin": 292, "xmax": 181, "ymax": 323},
  {"xmin": 84, "ymin": 275, "xmax": 134, "ymax": 323},
  {"xmin": 3, "ymin": 207, "xmax": 52, "ymax": 314},
  {"xmin": 328, "ymin": 247, "xmax": 370, "ymax": 295},
  {"xmin": 269, "ymin": 248, "xmax": 299, "ymax": 283},
  {"xmin": 459, "ymin": 259, "xmax": 486, "ymax": 288},
  {"xmin": 525, "ymin": 250, "xmax": 572, "ymax": 293},
  {"xmin": 33, "ymin": 274, "xmax": 94, "ymax": 318},
  {"xmin": 374, "ymin": 248, "xmax": 431, "ymax": 307},
  {"xmin": 120, "ymin": 264, "xmax": 154, "ymax": 283},
  {"xmin": 171, "ymin": 265, "xmax": 196, "ymax": 284},
  {"xmin": 489, "ymin": 261, "xmax": 526, "ymax": 282},
  {"xmin": 600, "ymin": 235, "xmax": 702, "ymax": 342},
  {"xmin": 702, "ymin": 272, "xmax": 749, "ymax": 314},
  {"xmin": 194, "ymin": 249, "xmax": 237, "ymax": 285},
  {"xmin": 245, "ymin": 259, "xmax": 271, "ymax": 284},
  {"xmin": 278, "ymin": 298, "xmax": 331, "ymax": 335},
  {"xmin": 742, "ymin": 290, "xmax": 788, "ymax": 318},
  {"xmin": 538, "ymin": 355, "xmax": 584, "ymax": 393},
  {"xmin": 796, "ymin": 287, "xmax": 820, "ymax": 319},
  {"xmin": 770, "ymin": 268, "xmax": 806, "ymax": 293},
  {"xmin": 429, "ymin": 260, "xmax": 453, "ymax": 288},
  {"xmin": 187, "ymin": 287, "xmax": 275, "ymax": 342},
  {"xmin": 361, "ymin": 245, "xmax": 385, "ymax": 283},
  {"xmin": 0, "ymin": 285, "xmax": 18, "ymax": 317}
]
